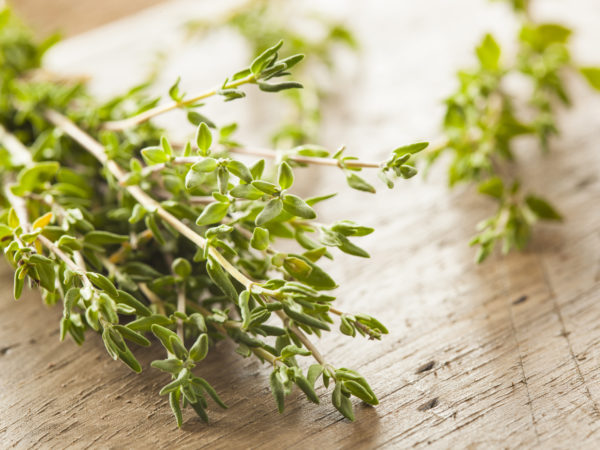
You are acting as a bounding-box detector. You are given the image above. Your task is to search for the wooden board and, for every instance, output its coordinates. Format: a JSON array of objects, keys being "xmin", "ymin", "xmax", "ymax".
[{"xmin": 1, "ymin": 0, "xmax": 600, "ymax": 448}]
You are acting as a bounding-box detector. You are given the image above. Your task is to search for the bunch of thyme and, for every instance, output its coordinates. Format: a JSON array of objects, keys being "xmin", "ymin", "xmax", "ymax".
[
  {"xmin": 0, "ymin": 8, "xmax": 424, "ymax": 426},
  {"xmin": 425, "ymin": 0, "xmax": 600, "ymax": 262}
]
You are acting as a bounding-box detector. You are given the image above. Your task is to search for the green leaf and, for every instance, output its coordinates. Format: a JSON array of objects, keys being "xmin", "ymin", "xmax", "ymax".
[
  {"xmin": 258, "ymin": 81, "xmax": 303, "ymax": 92},
  {"xmin": 191, "ymin": 157, "xmax": 218, "ymax": 173},
  {"xmin": 187, "ymin": 111, "xmax": 216, "ymax": 128},
  {"xmin": 399, "ymin": 165, "xmax": 417, "ymax": 179},
  {"xmin": 227, "ymin": 160, "xmax": 253, "ymax": 183},
  {"xmin": 86, "ymin": 272, "xmax": 118, "ymax": 297},
  {"xmin": 230, "ymin": 183, "xmax": 264, "ymax": 200},
  {"xmin": 340, "ymin": 316, "xmax": 356, "ymax": 336},
  {"xmin": 250, "ymin": 227, "xmax": 270, "ymax": 251},
  {"xmin": 172, "ymin": 258, "xmax": 192, "ymax": 279},
  {"xmin": 196, "ymin": 202, "xmax": 229, "ymax": 226},
  {"xmin": 282, "ymin": 303, "xmax": 331, "ymax": 331},
  {"xmin": 251, "ymin": 40, "xmax": 283, "ymax": 75},
  {"xmin": 151, "ymin": 358, "xmax": 183, "ymax": 374},
  {"xmin": 277, "ymin": 162, "xmax": 294, "ymax": 189},
  {"xmin": 196, "ymin": 122, "xmax": 212, "ymax": 156},
  {"xmin": 13, "ymin": 267, "xmax": 24, "ymax": 300},
  {"xmin": 580, "ymin": 67, "xmax": 600, "ymax": 91},
  {"xmin": 12, "ymin": 162, "xmax": 59, "ymax": 195},
  {"xmin": 521, "ymin": 23, "xmax": 572, "ymax": 49},
  {"xmin": 161, "ymin": 136, "xmax": 173, "ymax": 157},
  {"xmin": 191, "ymin": 377, "xmax": 227, "ymax": 408},
  {"xmin": 151, "ymin": 324, "xmax": 180, "ymax": 353},
  {"xmin": 170, "ymin": 335, "xmax": 189, "ymax": 360},
  {"xmin": 295, "ymin": 375, "xmax": 320, "ymax": 404},
  {"xmin": 306, "ymin": 193, "xmax": 337, "ymax": 206},
  {"xmin": 190, "ymin": 333, "xmax": 209, "ymax": 362},
  {"xmin": 393, "ymin": 142, "xmax": 429, "ymax": 154},
  {"xmin": 478, "ymin": 177, "xmax": 504, "ymax": 199},
  {"xmin": 331, "ymin": 220, "xmax": 374, "ymax": 237},
  {"xmin": 344, "ymin": 380, "xmax": 377, "ymax": 405},
  {"xmin": 168, "ymin": 76, "xmax": 183, "ymax": 101},
  {"xmin": 251, "ymin": 180, "xmax": 279, "ymax": 195},
  {"xmin": 256, "ymin": 198, "xmax": 283, "ymax": 226},
  {"xmin": 476, "ymin": 33, "xmax": 501, "ymax": 71},
  {"xmin": 283, "ymin": 254, "xmax": 337, "ymax": 291},
  {"xmin": 113, "ymin": 324, "xmax": 151, "ymax": 347},
  {"xmin": 332, "ymin": 382, "xmax": 355, "ymax": 420},
  {"xmin": 141, "ymin": 146, "xmax": 168, "ymax": 165},
  {"xmin": 346, "ymin": 173, "xmax": 376, "ymax": 193},
  {"xmin": 238, "ymin": 290, "xmax": 251, "ymax": 329},
  {"xmin": 126, "ymin": 314, "xmax": 173, "ymax": 332},
  {"xmin": 206, "ymin": 255, "xmax": 238, "ymax": 301},
  {"xmin": 115, "ymin": 290, "xmax": 152, "ymax": 317},
  {"xmin": 282, "ymin": 194, "xmax": 316, "ymax": 219},
  {"xmin": 128, "ymin": 204, "xmax": 146, "ymax": 224},
  {"xmin": 269, "ymin": 369, "xmax": 285, "ymax": 413},
  {"xmin": 145, "ymin": 214, "xmax": 166, "ymax": 246},
  {"xmin": 279, "ymin": 54, "xmax": 305, "ymax": 70},
  {"xmin": 307, "ymin": 364, "xmax": 323, "ymax": 386},
  {"xmin": 84, "ymin": 231, "xmax": 129, "ymax": 246},
  {"xmin": 29, "ymin": 254, "xmax": 55, "ymax": 292},
  {"xmin": 525, "ymin": 195, "xmax": 562, "ymax": 221},
  {"xmin": 116, "ymin": 345, "xmax": 142, "ymax": 373},
  {"xmin": 169, "ymin": 391, "xmax": 183, "ymax": 428},
  {"xmin": 250, "ymin": 159, "xmax": 265, "ymax": 179},
  {"xmin": 280, "ymin": 344, "xmax": 311, "ymax": 359}
]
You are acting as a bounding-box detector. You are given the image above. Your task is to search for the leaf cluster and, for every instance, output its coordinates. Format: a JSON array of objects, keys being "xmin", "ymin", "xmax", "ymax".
[
  {"xmin": 425, "ymin": 0, "xmax": 600, "ymax": 261},
  {"xmin": 0, "ymin": 8, "xmax": 417, "ymax": 428}
]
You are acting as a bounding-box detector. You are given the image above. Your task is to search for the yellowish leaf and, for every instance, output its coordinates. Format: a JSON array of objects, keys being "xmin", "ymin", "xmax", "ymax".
[{"xmin": 33, "ymin": 212, "xmax": 53, "ymax": 230}]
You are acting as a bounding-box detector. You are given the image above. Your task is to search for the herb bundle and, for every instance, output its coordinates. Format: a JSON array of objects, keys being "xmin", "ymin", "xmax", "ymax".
[
  {"xmin": 0, "ymin": 8, "xmax": 424, "ymax": 426},
  {"xmin": 425, "ymin": 0, "xmax": 600, "ymax": 262}
]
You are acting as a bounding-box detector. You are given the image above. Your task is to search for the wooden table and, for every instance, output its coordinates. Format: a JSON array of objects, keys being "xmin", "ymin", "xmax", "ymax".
[{"xmin": 2, "ymin": 0, "xmax": 600, "ymax": 447}]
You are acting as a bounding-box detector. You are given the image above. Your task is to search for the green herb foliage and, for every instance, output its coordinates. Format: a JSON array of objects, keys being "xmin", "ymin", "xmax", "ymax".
[
  {"xmin": 0, "ymin": 8, "xmax": 421, "ymax": 427},
  {"xmin": 185, "ymin": 0, "xmax": 358, "ymax": 147},
  {"xmin": 425, "ymin": 0, "xmax": 600, "ymax": 262}
]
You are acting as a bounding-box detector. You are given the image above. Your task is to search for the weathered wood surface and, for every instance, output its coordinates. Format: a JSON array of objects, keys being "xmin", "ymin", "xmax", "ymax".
[{"xmin": 1, "ymin": 0, "xmax": 600, "ymax": 448}]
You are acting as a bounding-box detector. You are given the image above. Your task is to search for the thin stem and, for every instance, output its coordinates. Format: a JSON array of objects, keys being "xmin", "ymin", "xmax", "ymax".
[
  {"xmin": 228, "ymin": 146, "xmax": 382, "ymax": 169},
  {"xmin": 139, "ymin": 147, "xmax": 382, "ymax": 179},
  {"xmin": 138, "ymin": 282, "xmax": 166, "ymax": 315},
  {"xmin": 177, "ymin": 285, "xmax": 186, "ymax": 340},
  {"xmin": 276, "ymin": 310, "xmax": 330, "ymax": 366},
  {"xmin": 102, "ymin": 73, "xmax": 256, "ymax": 131}
]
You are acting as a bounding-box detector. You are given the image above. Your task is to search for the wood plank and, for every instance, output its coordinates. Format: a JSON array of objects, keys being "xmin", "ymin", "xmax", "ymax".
[{"xmin": 2, "ymin": 0, "xmax": 600, "ymax": 447}]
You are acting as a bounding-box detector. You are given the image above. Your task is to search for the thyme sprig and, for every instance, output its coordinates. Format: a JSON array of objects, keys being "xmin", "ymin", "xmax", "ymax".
[
  {"xmin": 184, "ymin": 0, "xmax": 358, "ymax": 146},
  {"xmin": 425, "ymin": 0, "xmax": 600, "ymax": 261}
]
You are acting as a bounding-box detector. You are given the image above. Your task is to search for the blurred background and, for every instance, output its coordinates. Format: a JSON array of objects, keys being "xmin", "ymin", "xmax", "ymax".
[{"xmin": 12, "ymin": 0, "xmax": 166, "ymax": 37}]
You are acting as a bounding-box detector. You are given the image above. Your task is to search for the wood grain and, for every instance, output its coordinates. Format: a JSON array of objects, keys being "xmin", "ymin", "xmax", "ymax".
[
  {"xmin": 1, "ymin": 0, "xmax": 600, "ymax": 448},
  {"xmin": 10, "ymin": 0, "xmax": 166, "ymax": 37}
]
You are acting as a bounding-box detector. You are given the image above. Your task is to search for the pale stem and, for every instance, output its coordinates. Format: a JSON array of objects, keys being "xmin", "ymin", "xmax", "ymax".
[
  {"xmin": 102, "ymin": 73, "xmax": 256, "ymax": 131},
  {"xmin": 137, "ymin": 283, "xmax": 166, "ymax": 315},
  {"xmin": 177, "ymin": 285, "xmax": 186, "ymax": 340},
  {"xmin": 140, "ymin": 147, "xmax": 382, "ymax": 177}
]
